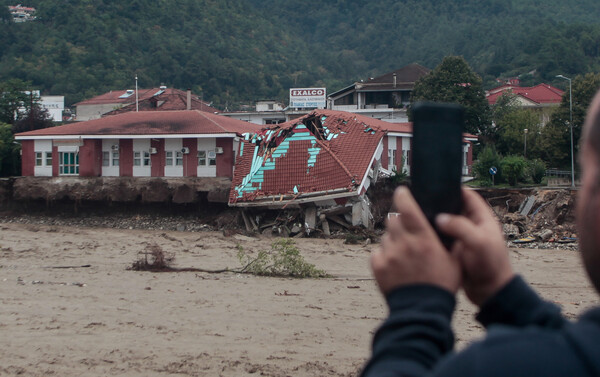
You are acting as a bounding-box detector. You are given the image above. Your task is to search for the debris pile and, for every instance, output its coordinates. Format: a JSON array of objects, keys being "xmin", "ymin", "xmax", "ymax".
[{"xmin": 478, "ymin": 188, "xmax": 577, "ymax": 249}]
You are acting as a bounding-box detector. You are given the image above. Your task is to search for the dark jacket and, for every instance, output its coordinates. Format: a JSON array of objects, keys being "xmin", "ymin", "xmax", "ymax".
[{"xmin": 361, "ymin": 276, "xmax": 600, "ymax": 377}]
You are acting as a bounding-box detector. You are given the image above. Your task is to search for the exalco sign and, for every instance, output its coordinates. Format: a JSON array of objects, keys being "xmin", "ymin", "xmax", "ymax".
[{"xmin": 289, "ymin": 88, "xmax": 326, "ymax": 109}]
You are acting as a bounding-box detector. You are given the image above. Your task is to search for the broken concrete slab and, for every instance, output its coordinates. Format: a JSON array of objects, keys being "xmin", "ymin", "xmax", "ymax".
[
  {"xmin": 519, "ymin": 195, "xmax": 536, "ymax": 216},
  {"xmin": 304, "ymin": 206, "xmax": 317, "ymax": 233}
]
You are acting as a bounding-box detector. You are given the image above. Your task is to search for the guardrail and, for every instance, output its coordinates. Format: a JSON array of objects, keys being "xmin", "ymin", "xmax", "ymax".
[{"xmin": 546, "ymin": 169, "xmax": 572, "ymax": 178}]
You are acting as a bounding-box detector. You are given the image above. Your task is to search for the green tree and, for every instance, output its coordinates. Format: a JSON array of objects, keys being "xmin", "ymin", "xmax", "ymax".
[
  {"xmin": 12, "ymin": 106, "xmax": 54, "ymax": 133},
  {"xmin": 0, "ymin": 79, "xmax": 34, "ymax": 125},
  {"xmin": 544, "ymin": 72, "xmax": 600, "ymax": 168},
  {"xmin": 410, "ymin": 56, "xmax": 491, "ymax": 135},
  {"xmin": 495, "ymin": 108, "xmax": 542, "ymax": 158},
  {"xmin": 0, "ymin": 122, "xmax": 20, "ymax": 177}
]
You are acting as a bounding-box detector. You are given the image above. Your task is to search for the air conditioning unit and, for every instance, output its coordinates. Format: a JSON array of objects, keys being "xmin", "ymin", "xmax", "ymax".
[
  {"xmin": 181, "ymin": 147, "xmax": 190, "ymax": 154},
  {"xmin": 215, "ymin": 147, "xmax": 224, "ymax": 154},
  {"xmin": 111, "ymin": 144, "xmax": 119, "ymax": 151},
  {"xmin": 149, "ymin": 147, "xmax": 158, "ymax": 154}
]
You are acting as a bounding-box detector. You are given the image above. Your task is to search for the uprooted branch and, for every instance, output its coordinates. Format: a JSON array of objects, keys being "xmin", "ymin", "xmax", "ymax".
[{"xmin": 128, "ymin": 240, "xmax": 329, "ymax": 278}]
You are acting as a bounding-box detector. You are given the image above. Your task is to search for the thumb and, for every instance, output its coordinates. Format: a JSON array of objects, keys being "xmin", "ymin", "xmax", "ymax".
[{"xmin": 436, "ymin": 213, "xmax": 482, "ymax": 250}]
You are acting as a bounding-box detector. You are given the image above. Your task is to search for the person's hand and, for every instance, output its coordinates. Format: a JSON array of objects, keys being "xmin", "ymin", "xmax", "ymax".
[
  {"xmin": 436, "ymin": 188, "xmax": 514, "ymax": 306},
  {"xmin": 371, "ymin": 187, "xmax": 462, "ymax": 295}
]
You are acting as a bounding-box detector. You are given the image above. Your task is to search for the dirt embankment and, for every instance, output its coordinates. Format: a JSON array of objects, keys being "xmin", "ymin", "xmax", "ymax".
[{"xmin": 0, "ymin": 177, "xmax": 578, "ymax": 243}]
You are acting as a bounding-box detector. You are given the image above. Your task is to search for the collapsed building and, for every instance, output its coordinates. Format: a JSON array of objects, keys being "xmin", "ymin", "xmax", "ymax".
[{"xmin": 229, "ymin": 110, "xmax": 387, "ymax": 232}]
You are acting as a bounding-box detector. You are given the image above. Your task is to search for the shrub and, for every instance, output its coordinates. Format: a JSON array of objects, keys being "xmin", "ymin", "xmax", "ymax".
[
  {"xmin": 527, "ymin": 158, "xmax": 546, "ymax": 184},
  {"xmin": 237, "ymin": 239, "xmax": 328, "ymax": 278},
  {"xmin": 501, "ymin": 155, "xmax": 527, "ymax": 186},
  {"xmin": 472, "ymin": 145, "xmax": 503, "ymax": 184},
  {"xmin": 390, "ymin": 167, "xmax": 408, "ymax": 185}
]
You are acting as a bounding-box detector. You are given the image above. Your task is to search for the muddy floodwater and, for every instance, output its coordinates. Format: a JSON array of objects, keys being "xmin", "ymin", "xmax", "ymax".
[{"xmin": 0, "ymin": 222, "xmax": 596, "ymax": 376}]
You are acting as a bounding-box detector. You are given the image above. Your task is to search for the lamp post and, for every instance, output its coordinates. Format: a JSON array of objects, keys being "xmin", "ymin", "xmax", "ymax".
[
  {"xmin": 524, "ymin": 128, "xmax": 528, "ymax": 158},
  {"xmin": 556, "ymin": 74, "xmax": 575, "ymax": 188}
]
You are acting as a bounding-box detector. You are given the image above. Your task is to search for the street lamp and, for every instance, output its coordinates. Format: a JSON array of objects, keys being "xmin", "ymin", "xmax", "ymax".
[
  {"xmin": 556, "ymin": 74, "xmax": 575, "ymax": 188},
  {"xmin": 524, "ymin": 128, "xmax": 528, "ymax": 158}
]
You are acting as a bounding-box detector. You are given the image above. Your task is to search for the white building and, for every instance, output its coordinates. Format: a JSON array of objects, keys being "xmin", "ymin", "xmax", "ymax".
[{"xmin": 327, "ymin": 63, "xmax": 430, "ymax": 123}]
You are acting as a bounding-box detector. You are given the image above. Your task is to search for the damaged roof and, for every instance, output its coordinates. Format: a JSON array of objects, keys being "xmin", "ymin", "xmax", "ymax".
[
  {"xmin": 15, "ymin": 110, "xmax": 261, "ymax": 138},
  {"xmin": 229, "ymin": 110, "xmax": 386, "ymax": 206}
]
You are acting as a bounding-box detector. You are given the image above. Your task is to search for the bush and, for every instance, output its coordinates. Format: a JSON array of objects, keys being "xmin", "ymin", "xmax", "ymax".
[
  {"xmin": 472, "ymin": 145, "xmax": 503, "ymax": 184},
  {"xmin": 527, "ymin": 158, "xmax": 546, "ymax": 184},
  {"xmin": 501, "ymin": 155, "xmax": 527, "ymax": 186},
  {"xmin": 237, "ymin": 239, "xmax": 328, "ymax": 278},
  {"xmin": 390, "ymin": 167, "xmax": 408, "ymax": 185}
]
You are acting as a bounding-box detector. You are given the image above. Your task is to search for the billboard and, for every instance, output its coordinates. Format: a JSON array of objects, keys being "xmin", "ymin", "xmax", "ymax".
[{"xmin": 289, "ymin": 88, "xmax": 326, "ymax": 109}]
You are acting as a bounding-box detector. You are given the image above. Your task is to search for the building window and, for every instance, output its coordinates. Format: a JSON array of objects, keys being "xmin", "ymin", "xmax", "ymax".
[
  {"xmin": 197, "ymin": 150, "xmax": 216, "ymax": 166},
  {"xmin": 103, "ymin": 151, "xmax": 119, "ymax": 166},
  {"xmin": 197, "ymin": 150, "xmax": 206, "ymax": 166},
  {"xmin": 143, "ymin": 151, "xmax": 150, "ymax": 166},
  {"xmin": 388, "ymin": 149, "xmax": 396, "ymax": 170},
  {"xmin": 35, "ymin": 152, "xmax": 43, "ymax": 166},
  {"xmin": 59, "ymin": 152, "xmax": 79, "ymax": 175},
  {"xmin": 166, "ymin": 151, "xmax": 182, "ymax": 166},
  {"xmin": 133, "ymin": 151, "xmax": 149, "ymax": 166},
  {"xmin": 265, "ymin": 119, "xmax": 285, "ymax": 125},
  {"xmin": 45, "ymin": 152, "xmax": 52, "ymax": 166}
]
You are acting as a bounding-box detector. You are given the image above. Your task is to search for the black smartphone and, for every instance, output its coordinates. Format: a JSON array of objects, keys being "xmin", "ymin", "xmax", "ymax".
[{"xmin": 410, "ymin": 102, "xmax": 464, "ymax": 249}]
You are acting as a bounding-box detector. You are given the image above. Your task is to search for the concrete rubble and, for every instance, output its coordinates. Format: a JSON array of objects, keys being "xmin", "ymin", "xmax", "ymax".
[{"xmin": 478, "ymin": 188, "xmax": 578, "ymax": 250}]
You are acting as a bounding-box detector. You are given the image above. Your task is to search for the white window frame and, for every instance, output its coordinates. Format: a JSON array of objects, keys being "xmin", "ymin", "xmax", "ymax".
[
  {"xmin": 45, "ymin": 152, "xmax": 52, "ymax": 166},
  {"xmin": 102, "ymin": 151, "xmax": 119, "ymax": 167},
  {"xmin": 133, "ymin": 151, "xmax": 141, "ymax": 166},
  {"xmin": 112, "ymin": 151, "xmax": 119, "ymax": 166},
  {"xmin": 197, "ymin": 150, "xmax": 206, "ymax": 166},
  {"xmin": 143, "ymin": 151, "xmax": 151, "ymax": 166},
  {"xmin": 197, "ymin": 139, "xmax": 217, "ymax": 177}
]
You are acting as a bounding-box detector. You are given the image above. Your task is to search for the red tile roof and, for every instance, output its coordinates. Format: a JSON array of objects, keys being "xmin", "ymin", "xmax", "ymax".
[
  {"xmin": 73, "ymin": 88, "xmax": 169, "ymax": 106},
  {"xmin": 377, "ymin": 122, "xmax": 412, "ymax": 134},
  {"xmin": 229, "ymin": 110, "xmax": 385, "ymax": 204},
  {"xmin": 15, "ymin": 110, "xmax": 262, "ymax": 137},
  {"xmin": 103, "ymin": 88, "xmax": 219, "ymax": 116},
  {"xmin": 486, "ymin": 84, "xmax": 564, "ymax": 105}
]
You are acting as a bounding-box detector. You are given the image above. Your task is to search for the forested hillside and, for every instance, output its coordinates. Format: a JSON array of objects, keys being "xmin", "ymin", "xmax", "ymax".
[{"xmin": 1, "ymin": 0, "xmax": 599, "ymax": 109}]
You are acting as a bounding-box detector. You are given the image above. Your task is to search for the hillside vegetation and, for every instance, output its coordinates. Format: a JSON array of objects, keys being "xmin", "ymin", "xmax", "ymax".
[{"xmin": 1, "ymin": 0, "xmax": 599, "ymax": 109}]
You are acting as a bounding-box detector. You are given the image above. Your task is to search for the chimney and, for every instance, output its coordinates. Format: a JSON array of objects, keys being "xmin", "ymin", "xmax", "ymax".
[
  {"xmin": 393, "ymin": 73, "xmax": 397, "ymax": 88},
  {"xmin": 186, "ymin": 88, "xmax": 191, "ymax": 110}
]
